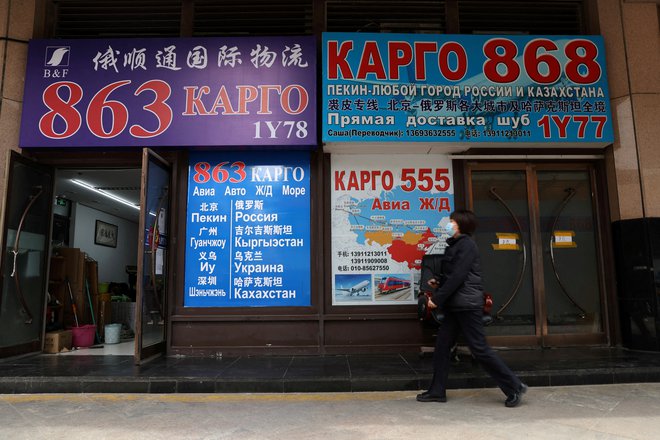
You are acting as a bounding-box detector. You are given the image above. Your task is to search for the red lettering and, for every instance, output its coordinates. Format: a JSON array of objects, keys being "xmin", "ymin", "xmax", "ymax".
[
  {"xmin": 574, "ymin": 115, "xmax": 589, "ymax": 138},
  {"xmin": 193, "ymin": 162, "xmax": 211, "ymax": 184},
  {"xmin": 236, "ymin": 85, "xmax": 258, "ymax": 115},
  {"xmin": 130, "ymin": 79, "xmax": 173, "ymax": 138},
  {"xmin": 257, "ymin": 85, "xmax": 281, "ymax": 115},
  {"xmin": 524, "ymin": 39, "xmax": 561, "ymax": 84},
  {"xmin": 39, "ymin": 81, "xmax": 83, "ymax": 139},
  {"xmin": 438, "ymin": 198, "xmax": 451, "ymax": 212},
  {"xmin": 281, "ymin": 85, "xmax": 308, "ymax": 115},
  {"xmin": 551, "ymin": 115, "xmax": 571, "ymax": 138},
  {"xmin": 483, "ymin": 38, "xmax": 520, "ymax": 83},
  {"xmin": 371, "ymin": 170, "xmax": 382, "ymax": 191},
  {"xmin": 438, "ymin": 42, "xmax": 467, "ymax": 81},
  {"xmin": 565, "ymin": 39, "xmax": 601, "ymax": 84},
  {"xmin": 592, "ymin": 115, "xmax": 607, "ymax": 138},
  {"xmin": 336, "ymin": 170, "xmax": 397, "ymax": 191},
  {"xmin": 419, "ymin": 197, "xmax": 451, "ymax": 212},
  {"xmin": 414, "ymin": 42, "xmax": 437, "ymax": 81},
  {"xmin": 382, "ymin": 171, "xmax": 394, "ymax": 190},
  {"xmin": 360, "ymin": 170, "xmax": 371, "ymax": 190},
  {"xmin": 357, "ymin": 41, "xmax": 387, "ymax": 80},
  {"xmin": 210, "ymin": 86, "xmax": 236, "ymax": 115},
  {"xmin": 371, "ymin": 199, "xmax": 410, "ymax": 211},
  {"xmin": 327, "ymin": 40, "xmax": 353, "ymax": 80},
  {"xmin": 347, "ymin": 172, "xmax": 359, "ymax": 190},
  {"xmin": 388, "ymin": 41, "xmax": 413, "ymax": 80},
  {"xmin": 538, "ymin": 115, "xmax": 551, "ymax": 138},
  {"xmin": 419, "ymin": 197, "xmax": 435, "ymax": 210},
  {"xmin": 183, "ymin": 86, "xmax": 211, "ymax": 116},
  {"xmin": 334, "ymin": 171, "xmax": 346, "ymax": 191}
]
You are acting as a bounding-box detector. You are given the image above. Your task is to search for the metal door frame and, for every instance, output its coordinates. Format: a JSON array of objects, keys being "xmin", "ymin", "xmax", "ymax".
[
  {"xmin": 465, "ymin": 161, "xmax": 609, "ymax": 347},
  {"xmin": 0, "ymin": 151, "xmax": 54, "ymax": 358},
  {"xmin": 134, "ymin": 148, "xmax": 172, "ymax": 364}
]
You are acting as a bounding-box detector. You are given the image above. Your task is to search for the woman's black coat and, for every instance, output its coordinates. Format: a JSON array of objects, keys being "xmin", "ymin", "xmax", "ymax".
[{"xmin": 430, "ymin": 234, "xmax": 484, "ymax": 311}]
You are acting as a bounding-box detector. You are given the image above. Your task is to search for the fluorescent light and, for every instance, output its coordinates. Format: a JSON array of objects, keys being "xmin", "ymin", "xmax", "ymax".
[{"xmin": 71, "ymin": 179, "xmax": 140, "ymax": 211}]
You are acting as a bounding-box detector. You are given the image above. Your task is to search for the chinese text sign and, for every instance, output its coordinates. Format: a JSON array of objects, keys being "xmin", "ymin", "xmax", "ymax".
[
  {"xmin": 185, "ymin": 151, "xmax": 311, "ymax": 307},
  {"xmin": 21, "ymin": 37, "xmax": 316, "ymax": 147}
]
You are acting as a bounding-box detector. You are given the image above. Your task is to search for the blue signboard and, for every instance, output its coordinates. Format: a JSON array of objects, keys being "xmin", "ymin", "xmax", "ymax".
[
  {"xmin": 322, "ymin": 33, "xmax": 613, "ymax": 145},
  {"xmin": 20, "ymin": 37, "xmax": 316, "ymax": 147},
  {"xmin": 184, "ymin": 151, "xmax": 311, "ymax": 307}
]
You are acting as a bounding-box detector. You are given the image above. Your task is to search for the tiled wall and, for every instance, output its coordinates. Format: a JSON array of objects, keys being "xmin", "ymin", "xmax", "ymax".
[
  {"xmin": 0, "ymin": 0, "xmax": 35, "ymax": 221},
  {"xmin": 599, "ymin": 0, "xmax": 660, "ymax": 220}
]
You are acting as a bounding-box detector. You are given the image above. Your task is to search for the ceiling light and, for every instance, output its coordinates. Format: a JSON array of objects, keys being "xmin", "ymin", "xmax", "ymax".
[{"xmin": 70, "ymin": 179, "xmax": 140, "ymax": 211}]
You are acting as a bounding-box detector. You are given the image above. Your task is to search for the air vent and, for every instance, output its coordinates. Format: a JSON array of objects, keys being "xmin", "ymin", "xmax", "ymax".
[
  {"xmin": 193, "ymin": 0, "xmax": 314, "ymax": 36},
  {"xmin": 326, "ymin": 0, "xmax": 446, "ymax": 34},
  {"xmin": 458, "ymin": 1, "xmax": 584, "ymax": 35},
  {"xmin": 49, "ymin": 1, "xmax": 588, "ymax": 39},
  {"xmin": 53, "ymin": 0, "xmax": 182, "ymax": 38}
]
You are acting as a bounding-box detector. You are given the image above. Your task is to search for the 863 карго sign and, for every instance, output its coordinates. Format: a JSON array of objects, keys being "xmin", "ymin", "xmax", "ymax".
[{"xmin": 20, "ymin": 36, "xmax": 316, "ymax": 148}]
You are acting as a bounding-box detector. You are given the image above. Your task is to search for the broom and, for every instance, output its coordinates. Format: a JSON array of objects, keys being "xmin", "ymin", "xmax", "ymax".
[
  {"xmin": 85, "ymin": 277, "xmax": 102, "ymax": 344},
  {"xmin": 65, "ymin": 277, "xmax": 79, "ymax": 327}
]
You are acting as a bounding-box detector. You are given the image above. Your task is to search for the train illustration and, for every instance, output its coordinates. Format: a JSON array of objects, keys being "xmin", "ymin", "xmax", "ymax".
[{"xmin": 377, "ymin": 276, "xmax": 411, "ymax": 294}]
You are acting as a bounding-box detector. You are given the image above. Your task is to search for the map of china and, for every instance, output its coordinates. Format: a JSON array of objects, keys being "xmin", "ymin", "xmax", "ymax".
[
  {"xmin": 367, "ymin": 228, "xmax": 437, "ymax": 270},
  {"xmin": 344, "ymin": 187, "xmax": 449, "ymax": 270}
]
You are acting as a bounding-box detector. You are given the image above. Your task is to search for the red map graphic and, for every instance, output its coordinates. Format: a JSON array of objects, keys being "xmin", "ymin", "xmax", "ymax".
[{"xmin": 387, "ymin": 228, "xmax": 437, "ymax": 269}]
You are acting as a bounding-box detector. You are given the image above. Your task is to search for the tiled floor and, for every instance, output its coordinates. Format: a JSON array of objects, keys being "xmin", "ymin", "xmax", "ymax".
[
  {"xmin": 1, "ymin": 346, "xmax": 660, "ymax": 394},
  {"xmin": 58, "ymin": 340, "xmax": 134, "ymax": 356}
]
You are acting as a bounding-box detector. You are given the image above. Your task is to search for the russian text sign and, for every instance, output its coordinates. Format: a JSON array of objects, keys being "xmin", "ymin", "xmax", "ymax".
[
  {"xmin": 185, "ymin": 151, "xmax": 311, "ymax": 307},
  {"xmin": 20, "ymin": 37, "xmax": 316, "ymax": 147},
  {"xmin": 331, "ymin": 154, "xmax": 453, "ymax": 305},
  {"xmin": 323, "ymin": 33, "xmax": 613, "ymax": 145}
]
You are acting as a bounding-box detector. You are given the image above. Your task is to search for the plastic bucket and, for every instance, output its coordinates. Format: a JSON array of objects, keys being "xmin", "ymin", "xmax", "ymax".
[
  {"xmin": 71, "ymin": 324, "xmax": 96, "ymax": 347},
  {"xmin": 104, "ymin": 323, "xmax": 122, "ymax": 344}
]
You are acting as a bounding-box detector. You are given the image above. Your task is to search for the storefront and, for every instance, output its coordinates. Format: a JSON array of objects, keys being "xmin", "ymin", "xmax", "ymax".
[
  {"xmin": 1, "ymin": 36, "xmax": 322, "ymax": 361},
  {"xmin": 323, "ymin": 32, "xmax": 614, "ymax": 349},
  {"xmin": 1, "ymin": 1, "xmax": 658, "ymax": 362}
]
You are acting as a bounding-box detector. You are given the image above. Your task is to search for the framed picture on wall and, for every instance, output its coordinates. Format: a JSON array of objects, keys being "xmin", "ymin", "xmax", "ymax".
[{"xmin": 95, "ymin": 220, "xmax": 118, "ymax": 248}]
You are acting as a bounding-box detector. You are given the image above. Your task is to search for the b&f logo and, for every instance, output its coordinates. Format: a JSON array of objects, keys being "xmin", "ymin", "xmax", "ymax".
[{"xmin": 43, "ymin": 46, "xmax": 70, "ymax": 78}]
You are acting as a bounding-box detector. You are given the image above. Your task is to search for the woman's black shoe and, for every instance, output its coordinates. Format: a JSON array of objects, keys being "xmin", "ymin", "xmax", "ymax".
[
  {"xmin": 416, "ymin": 392, "xmax": 447, "ymax": 402},
  {"xmin": 504, "ymin": 383, "xmax": 528, "ymax": 407}
]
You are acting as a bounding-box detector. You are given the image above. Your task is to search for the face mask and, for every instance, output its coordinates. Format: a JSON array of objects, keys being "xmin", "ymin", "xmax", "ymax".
[{"xmin": 445, "ymin": 221, "xmax": 456, "ymax": 235}]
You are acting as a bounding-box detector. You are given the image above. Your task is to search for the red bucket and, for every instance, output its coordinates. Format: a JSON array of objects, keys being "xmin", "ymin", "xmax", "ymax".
[{"xmin": 71, "ymin": 325, "xmax": 96, "ymax": 347}]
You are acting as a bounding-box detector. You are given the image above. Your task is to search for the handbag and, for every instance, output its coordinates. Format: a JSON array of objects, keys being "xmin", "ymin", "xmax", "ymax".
[{"xmin": 417, "ymin": 290, "xmax": 494, "ymax": 326}]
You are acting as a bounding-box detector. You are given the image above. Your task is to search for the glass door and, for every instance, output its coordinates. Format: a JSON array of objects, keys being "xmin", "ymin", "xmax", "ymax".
[
  {"xmin": 0, "ymin": 152, "xmax": 54, "ymax": 358},
  {"xmin": 135, "ymin": 149, "xmax": 171, "ymax": 363},
  {"xmin": 537, "ymin": 168, "xmax": 605, "ymax": 343},
  {"xmin": 468, "ymin": 163, "xmax": 607, "ymax": 346},
  {"xmin": 470, "ymin": 166, "xmax": 536, "ymax": 341}
]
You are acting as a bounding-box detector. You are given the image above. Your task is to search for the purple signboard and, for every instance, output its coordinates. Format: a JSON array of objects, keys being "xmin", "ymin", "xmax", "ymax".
[{"xmin": 20, "ymin": 37, "xmax": 316, "ymax": 148}]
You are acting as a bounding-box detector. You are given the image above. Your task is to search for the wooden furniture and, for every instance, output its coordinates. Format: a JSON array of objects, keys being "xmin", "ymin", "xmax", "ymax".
[{"xmin": 48, "ymin": 248, "xmax": 103, "ymax": 330}]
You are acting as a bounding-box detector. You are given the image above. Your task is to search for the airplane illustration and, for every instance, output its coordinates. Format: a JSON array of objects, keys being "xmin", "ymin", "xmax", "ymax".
[{"xmin": 336, "ymin": 280, "xmax": 370, "ymax": 295}]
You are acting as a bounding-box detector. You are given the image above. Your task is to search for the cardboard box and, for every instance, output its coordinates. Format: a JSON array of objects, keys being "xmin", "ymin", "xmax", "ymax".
[{"xmin": 43, "ymin": 330, "xmax": 72, "ymax": 353}]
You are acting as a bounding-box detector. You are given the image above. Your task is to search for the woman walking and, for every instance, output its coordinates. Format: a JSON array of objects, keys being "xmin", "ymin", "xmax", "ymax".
[{"xmin": 417, "ymin": 209, "xmax": 528, "ymax": 407}]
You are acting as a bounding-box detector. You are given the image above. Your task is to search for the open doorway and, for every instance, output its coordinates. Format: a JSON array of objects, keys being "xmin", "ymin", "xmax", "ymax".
[
  {"xmin": 49, "ymin": 168, "xmax": 141, "ymax": 356},
  {"xmin": 1, "ymin": 150, "xmax": 171, "ymax": 362}
]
